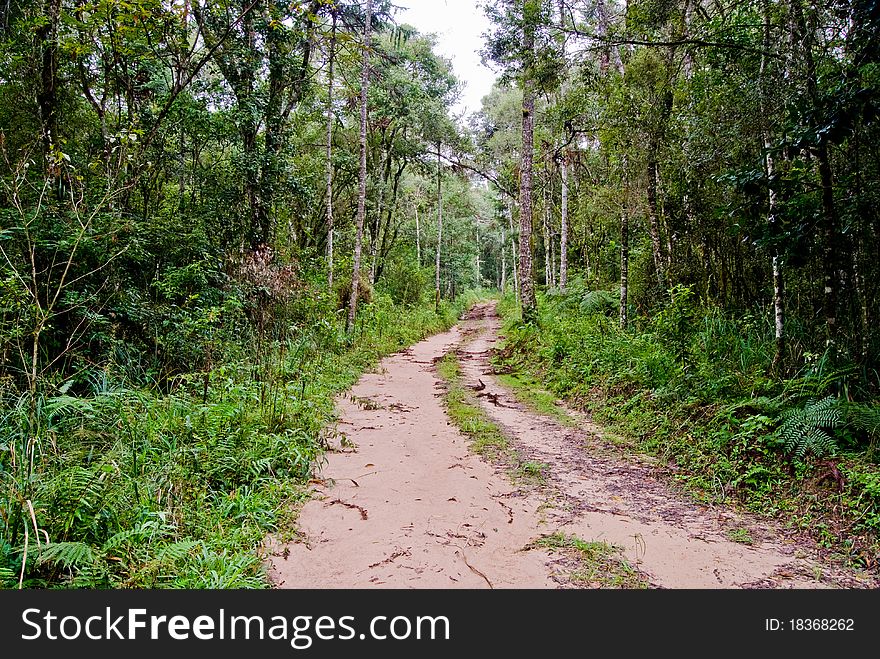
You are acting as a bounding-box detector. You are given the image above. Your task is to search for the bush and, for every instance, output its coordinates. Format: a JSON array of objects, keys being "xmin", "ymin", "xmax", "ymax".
[
  {"xmin": 335, "ymin": 276, "xmax": 374, "ymax": 312},
  {"xmin": 381, "ymin": 259, "xmax": 428, "ymax": 307}
]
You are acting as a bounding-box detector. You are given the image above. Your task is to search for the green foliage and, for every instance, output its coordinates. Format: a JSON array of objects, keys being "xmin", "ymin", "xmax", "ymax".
[
  {"xmin": 380, "ymin": 259, "xmax": 428, "ymax": 307},
  {"xmin": 496, "ymin": 292, "xmax": 880, "ymax": 564},
  {"xmin": 774, "ymin": 397, "xmax": 842, "ymax": 459},
  {"xmin": 436, "ymin": 348, "xmax": 543, "ymax": 484},
  {"xmin": 0, "ymin": 293, "xmax": 472, "ymax": 588},
  {"xmin": 530, "ymin": 532, "xmax": 648, "ymax": 588}
]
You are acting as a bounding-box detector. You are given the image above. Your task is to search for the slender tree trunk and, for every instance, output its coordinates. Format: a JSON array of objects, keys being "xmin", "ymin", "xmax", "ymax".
[
  {"xmin": 369, "ymin": 182, "xmax": 383, "ymax": 285},
  {"xmin": 646, "ymin": 146, "xmax": 665, "ymax": 288},
  {"xmin": 620, "ymin": 155, "xmax": 629, "ymax": 329},
  {"xmin": 435, "ymin": 141, "xmax": 443, "ymax": 313},
  {"xmin": 37, "ymin": 0, "xmax": 62, "ymax": 160},
  {"xmin": 543, "ymin": 187, "xmax": 552, "ymax": 288},
  {"xmin": 761, "ymin": 0, "xmax": 785, "ymax": 372},
  {"xmin": 853, "ymin": 246, "xmax": 869, "ymax": 362},
  {"xmin": 325, "ymin": 11, "xmax": 337, "ymax": 289},
  {"xmin": 790, "ymin": 0, "xmax": 844, "ymax": 344},
  {"xmin": 560, "ymin": 151, "xmax": 569, "ymax": 290},
  {"xmin": 508, "ymin": 199, "xmax": 519, "ymax": 303},
  {"xmin": 518, "ymin": 10, "xmax": 537, "ymax": 319},
  {"xmin": 346, "ymin": 0, "xmax": 371, "ymax": 334},
  {"xmin": 501, "ymin": 222, "xmax": 507, "ymax": 294},
  {"xmin": 475, "ymin": 228, "xmax": 481, "ymax": 287},
  {"xmin": 816, "ymin": 144, "xmax": 840, "ymax": 340},
  {"xmin": 415, "ymin": 203, "xmax": 421, "ymax": 267}
]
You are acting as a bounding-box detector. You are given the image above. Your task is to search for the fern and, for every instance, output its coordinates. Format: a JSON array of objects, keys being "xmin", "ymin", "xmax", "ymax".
[
  {"xmin": 840, "ymin": 401, "xmax": 880, "ymax": 456},
  {"xmin": 38, "ymin": 541, "xmax": 96, "ymax": 570},
  {"xmin": 579, "ymin": 290, "xmax": 617, "ymax": 316},
  {"xmin": 843, "ymin": 402, "xmax": 880, "ymax": 436},
  {"xmin": 156, "ymin": 540, "xmax": 202, "ymax": 562},
  {"xmin": 776, "ymin": 396, "xmax": 841, "ymax": 459}
]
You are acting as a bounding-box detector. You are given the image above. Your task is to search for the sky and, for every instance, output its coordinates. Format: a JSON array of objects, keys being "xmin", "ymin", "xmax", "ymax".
[{"xmin": 394, "ymin": 0, "xmax": 498, "ymax": 120}]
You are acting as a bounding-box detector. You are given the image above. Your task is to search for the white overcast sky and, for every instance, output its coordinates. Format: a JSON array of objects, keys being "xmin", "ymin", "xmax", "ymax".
[{"xmin": 393, "ymin": 0, "xmax": 498, "ymax": 119}]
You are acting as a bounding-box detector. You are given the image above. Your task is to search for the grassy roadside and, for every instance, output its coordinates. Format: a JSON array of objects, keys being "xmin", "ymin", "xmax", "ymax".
[
  {"xmin": 435, "ymin": 352, "xmax": 546, "ymax": 485},
  {"xmin": 1, "ymin": 294, "xmax": 478, "ymax": 589},
  {"xmin": 493, "ymin": 290, "xmax": 880, "ymax": 572},
  {"xmin": 495, "ymin": 372, "xmax": 577, "ymax": 427}
]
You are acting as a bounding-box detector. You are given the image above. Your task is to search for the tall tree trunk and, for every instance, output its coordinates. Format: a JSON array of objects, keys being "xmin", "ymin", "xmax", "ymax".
[
  {"xmin": 37, "ymin": 0, "xmax": 62, "ymax": 160},
  {"xmin": 325, "ymin": 11, "xmax": 337, "ymax": 289},
  {"xmin": 620, "ymin": 155, "xmax": 629, "ymax": 329},
  {"xmin": 646, "ymin": 149, "xmax": 665, "ymax": 288},
  {"xmin": 346, "ymin": 0, "xmax": 371, "ymax": 334},
  {"xmin": 475, "ymin": 228, "xmax": 481, "ymax": 287},
  {"xmin": 435, "ymin": 141, "xmax": 443, "ymax": 313},
  {"xmin": 415, "ymin": 203, "xmax": 421, "ymax": 267},
  {"xmin": 369, "ymin": 175, "xmax": 384, "ymax": 285},
  {"xmin": 501, "ymin": 222, "xmax": 508, "ymax": 294},
  {"xmin": 761, "ymin": 0, "xmax": 785, "ymax": 373},
  {"xmin": 790, "ymin": 0, "xmax": 844, "ymax": 344},
  {"xmin": 543, "ymin": 186, "xmax": 552, "ymax": 288},
  {"xmin": 816, "ymin": 143, "xmax": 840, "ymax": 340},
  {"xmin": 518, "ymin": 6, "xmax": 537, "ymax": 319},
  {"xmin": 508, "ymin": 199, "xmax": 519, "ymax": 303},
  {"xmin": 559, "ymin": 150, "xmax": 569, "ymax": 290}
]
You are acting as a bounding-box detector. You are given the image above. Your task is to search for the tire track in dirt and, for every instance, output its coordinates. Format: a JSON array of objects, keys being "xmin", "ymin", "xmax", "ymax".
[
  {"xmin": 454, "ymin": 303, "xmax": 874, "ymax": 589},
  {"xmin": 266, "ymin": 321, "xmax": 554, "ymax": 588},
  {"xmin": 266, "ymin": 302, "xmax": 874, "ymax": 589}
]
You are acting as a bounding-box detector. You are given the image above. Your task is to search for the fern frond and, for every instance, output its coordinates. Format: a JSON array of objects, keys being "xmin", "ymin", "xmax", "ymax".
[
  {"xmin": 844, "ymin": 402, "xmax": 880, "ymax": 437},
  {"xmin": 156, "ymin": 540, "xmax": 202, "ymax": 562},
  {"xmin": 38, "ymin": 541, "xmax": 96, "ymax": 569},
  {"xmin": 777, "ymin": 396, "xmax": 841, "ymax": 459}
]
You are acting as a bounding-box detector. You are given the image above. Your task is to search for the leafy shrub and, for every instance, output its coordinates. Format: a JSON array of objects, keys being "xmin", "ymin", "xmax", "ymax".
[
  {"xmin": 334, "ymin": 276, "xmax": 374, "ymax": 312},
  {"xmin": 381, "ymin": 259, "xmax": 428, "ymax": 307}
]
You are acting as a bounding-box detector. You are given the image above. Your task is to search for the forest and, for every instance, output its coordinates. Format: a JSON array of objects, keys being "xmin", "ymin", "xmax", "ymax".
[{"xmin": 1, "ymin": 0, "xmax": 879, "ymax": 588}]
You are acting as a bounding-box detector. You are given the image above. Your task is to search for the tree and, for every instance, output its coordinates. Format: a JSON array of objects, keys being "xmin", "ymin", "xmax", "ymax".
[
  {"xmin": 346, "ymin": 0, "xmax": 372, "ymax": 334},
  {"xmin": 483, "ymin": 0, "xmax": 562, "ymax": 320}
]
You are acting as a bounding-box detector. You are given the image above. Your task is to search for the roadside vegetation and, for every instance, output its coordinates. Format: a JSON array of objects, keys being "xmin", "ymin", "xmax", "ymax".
[
  {"xmin": 495, "ymin": 287, "xmax": 880, "ymax": 570},
  {"xmin": 1, "ymin": 292, "xmax": 472, "ymax": 588}
]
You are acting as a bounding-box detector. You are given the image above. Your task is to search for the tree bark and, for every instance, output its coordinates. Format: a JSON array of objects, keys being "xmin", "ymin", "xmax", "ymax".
[
  {"xmin": 518, "ymin": 6, "xmax": 537, "ymax": 319},
  {"xmin": 325, "ymin": 11, "xmax": 337, "ymax": 289},
  {"xmin": 435, "ymin": 141, "xmax": 443, "ymax": 313},
  {"xmin": 789, "ymin": 0, "xmax": 844, "ymax": 345},
  {"xmin": 346, "ymin": 0, "xmax": 371, "ymax": 334},
  {"xmin": 415, "ymin": 203, "xmax": 421, "ymax": 267},
  {"xmin": 620, "ymin": 155, "xmax": 629, "ymax": 329},
  {"xmin": 761, "ymin": 0, "xmax": 785, "ymax": 372},
  {"xmin": 37, "ymin": 0, "xmax": 62, "ymax": 159},
  {"xmin": 543, "ymin": 186, "xmax": 552, "ymax": 288},
  {"xmin": 508, "ymin": 199, "xmax": 519, "ymax": 303},
  {"xmin": 559, "ymin": 150, "xmax": 569, "ymax": 290},
  {"xmin": 501, "ymin": 222, "xmax": 508, "ymax": 293},
  {"xmin": 646, "ymin": 149, "xmax": 665, "ymax": 288}
]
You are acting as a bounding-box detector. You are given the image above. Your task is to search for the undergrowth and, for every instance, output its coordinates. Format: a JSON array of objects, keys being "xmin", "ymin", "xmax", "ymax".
[
  {"xmin": 0, "ymin": 292, "xmax": 477, "ymax": 588},
  {"xmin": 495, "ymin": 282, "xmax": 880, "ymax": 570}
]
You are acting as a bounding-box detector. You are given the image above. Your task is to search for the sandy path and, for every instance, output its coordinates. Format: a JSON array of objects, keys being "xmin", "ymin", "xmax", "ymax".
[
  {"xmin": 267, "ymin": 322, "xmax": 554, "ymax": 588},
  {"xmin": 267, "ymin": 303, "xmax": 873, "ymax": 589}
]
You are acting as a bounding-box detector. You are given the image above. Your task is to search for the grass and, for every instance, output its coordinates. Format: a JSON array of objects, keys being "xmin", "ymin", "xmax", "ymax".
[
  {"xmin": 495, "ymin": 372, "xmax": 577, "ymax": 427},
  {"xmin": 494, "ymin": 284, "xmax": 880, "ymax": 572},
  {"xmin": 1, "ymin": 292, "xmax": 478, "ymax": 589},
  {"xmin": 529, "ymin": 532, "xmax": 649, "ymax": 589},
  {"xmin": 726, "ymin": 528, "xmax": 755, "ymax": 545},
  {"xmin": 436, "ymin": 351, "xmax": 544, "ymax": 485}
]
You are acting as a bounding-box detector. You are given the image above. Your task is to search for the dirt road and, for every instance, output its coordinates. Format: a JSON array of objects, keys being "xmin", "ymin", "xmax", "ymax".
[{"xmin": 267, "ymin": 303, "xmax": 873, "ymax": 588}]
